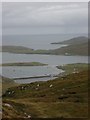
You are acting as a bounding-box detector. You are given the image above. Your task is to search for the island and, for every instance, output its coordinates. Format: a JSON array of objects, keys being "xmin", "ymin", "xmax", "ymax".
[{"xmin": 1, "ymin": 62, "xmax": 47, "ymax": 66}]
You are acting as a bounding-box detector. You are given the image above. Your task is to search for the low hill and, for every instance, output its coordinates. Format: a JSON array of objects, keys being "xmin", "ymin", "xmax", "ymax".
[
  {"xmin": 1, "ymin": 46, "xmax": 34, "ymax": 53},
  {"xmin": 51, "ymin": 42, "xmax": 88, "ymax": 55},
  {"xmin": 2, "ymin": 70, "xmax": 88, "ymax": 118},
  {"xmin": 51, "ymin": 36, "xmax": 88, "ymax": 45},
  {"xmin": 50, "ymin": 36, "xmax": 88, "ymax": 55}
]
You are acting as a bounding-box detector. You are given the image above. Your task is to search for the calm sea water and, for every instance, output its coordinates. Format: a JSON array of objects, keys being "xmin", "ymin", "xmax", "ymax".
[
  {"xmin": 1, "ymin": 52, "xmax": 88, "ymax": 83},
  {"xmin": 2, "ymin": 53, "xmax": 88, "ymax": 65}
]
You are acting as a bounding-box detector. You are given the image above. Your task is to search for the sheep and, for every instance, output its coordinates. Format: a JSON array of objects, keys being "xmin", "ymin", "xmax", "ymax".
[{"xmin": 49, "ymin": 84, "xmax": 53, "ymax": 88}]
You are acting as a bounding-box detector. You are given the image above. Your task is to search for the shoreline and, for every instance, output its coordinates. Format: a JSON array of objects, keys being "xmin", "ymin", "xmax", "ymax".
[
  {"xmin": 1, "ymin": 51, "xmax": 88, "ymax": 56},
  {"xmin": 12, "ymin": 74, "xmax": 59, "ymax": 80}
]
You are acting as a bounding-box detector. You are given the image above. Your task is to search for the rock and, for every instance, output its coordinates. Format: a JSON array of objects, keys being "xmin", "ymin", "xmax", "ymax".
[{"xmin": 4, "ymin": 103, "xmax": 12, "ymax": 108}]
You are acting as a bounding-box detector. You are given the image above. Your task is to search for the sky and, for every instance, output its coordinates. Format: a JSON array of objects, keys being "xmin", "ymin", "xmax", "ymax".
[
  {"xmin": 2, "ymin": 2, "xmax": 88, "ymax": 35},
  {"xmin": 1, "ymin": 0, "xmax": 89, "ymax": 2}
]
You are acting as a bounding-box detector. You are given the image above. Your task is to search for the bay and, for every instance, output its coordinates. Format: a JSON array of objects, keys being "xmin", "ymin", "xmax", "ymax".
[
  {"xmin": 2, "ymin": 53, "xmax": 88, "ymax": 65},
  {"xmin": 1, "ymin": 34, "xmax": 88, "ymax": 83},
  {"xmin": 1, "ymin": 52, "xmax": 88, "ymax": 83}
]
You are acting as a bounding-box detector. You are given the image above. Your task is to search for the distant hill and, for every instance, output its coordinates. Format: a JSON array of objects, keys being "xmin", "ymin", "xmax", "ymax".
[
  {"xmin": 0, "ymin": 36, "xmax": 88, "ymax": 56},
  {"xmin": 50, "ymin": 36, "xmax": 88, "ymax": 56},
  {"xmin": 0, "ymin": 46, "xmax": 34, "ymax": 53},
  {"xmin": 51, "ymin": 42, "xmax": 88, "ymax": 56},
  {"xmin": 51, "ymin": 36, "xmax": 88, "ymax": 45}
]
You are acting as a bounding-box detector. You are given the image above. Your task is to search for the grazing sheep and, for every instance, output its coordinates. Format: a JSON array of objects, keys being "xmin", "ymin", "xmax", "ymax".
[
  {"xmin": 8, "ymin": 92, "xmax": 11, "ymax": 95},
  {"xmin": 24, "ymin": 113, "xmax": 27, "ymax": 115},
  {"xmin": 37, "ymin": 84, "xmax": 40, "ymax": 87},
  {"xmin": 12, "ymin": 91, "xmax": 15, "ymax": 94},
  {"xmin": 27, "ymin": 115, "xmax": 31, "ymax": 118},
  {"xmin": 35, "ymin": 88, "xmax": 38, "ymax": 90},
  {"xmin": 49, "ymin": 84, "xmax": 53, "ymax": 88},
  {"xmin": 21, "ymin": 86, "xmax": 24, "ymax": 90},
  {"xmin": 62, "ymin": 88, "xmax": 65, "ymax": 91}
]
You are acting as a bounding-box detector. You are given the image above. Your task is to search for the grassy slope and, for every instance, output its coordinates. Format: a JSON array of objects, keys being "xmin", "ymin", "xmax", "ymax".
[
  {"xmin": 2, "ymin": 76, "xmax": 18, "ymax": 94},
  {"xmin": 51, "ymin": 42, "xmax": 88, "ymax": 55},
  {"xmin": 51, "ymin": 36, "xmax": 88, "ymax": 55},
  {"xmin": 51, "ymin": 36, "xmax": 88, "ymax": 45},
  {"xmin": 1, "ymin": 46, "xmax": 34, "ymax": 53},
  {"xmin": 0, "ymin": 76, "xmax": 18, "ymax": 118},
  {"xmin": 57, "ymin": 63, "xmax": 88, "ymax": 75},
  {"xmin": 1, "ymin": 62, "xmax": 47, "ymax": 66},
  {"xmin": 2, "ymin": 70, "xmax": 88, "ymax": 118}
]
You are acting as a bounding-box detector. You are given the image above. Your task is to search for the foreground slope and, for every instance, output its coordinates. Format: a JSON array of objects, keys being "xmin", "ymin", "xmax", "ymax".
[
  {"xmin": 2, "ymin": 76, "xmax": 18, "ymax": 94},
  {"xmin": 2, "ymin": 70, "xmax": 88, "ymax": 118},
  {"xmin": 51, "ymin": 42, "xmax": 88, "ymax": 55}
]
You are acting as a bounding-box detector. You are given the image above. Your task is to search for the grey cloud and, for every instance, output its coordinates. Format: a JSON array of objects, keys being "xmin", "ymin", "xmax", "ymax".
[{"xmin": 2, "ymin": 2, "xmax": 88, "ymax": 34}]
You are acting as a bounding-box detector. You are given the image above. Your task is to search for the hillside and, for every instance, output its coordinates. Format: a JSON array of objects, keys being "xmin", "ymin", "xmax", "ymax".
[
  {"xmin": 0, "ymin": 76, "xmax": 18, "ymax": 119},
  {"xmin": 57, "ymin": 63, "xmax": 88, "ymax": 75},
  {"xmin": 50, "ymin": 36, "xmax": 88, "ymax": 55},
  {"xmin": 1, "ymin": 46, "xmax": 34, "ymax": 53},
  {"xmin": 51, "ymin": 36, "xmax": 88, "ymax": 45},
  {"xmin": 2, "ymin": 70, "xmax": 88, "ymax": 118},
  {"xmin": 51, "ymin": 42, "xmax": 88, "ymax": 55},
  {"xmin": 2, "ymin": 76, "xmax": 18, "ymax": 94}
]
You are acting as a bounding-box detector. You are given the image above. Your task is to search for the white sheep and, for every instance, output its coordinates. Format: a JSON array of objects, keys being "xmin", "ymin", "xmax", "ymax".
[{"xmin": 49, "ymin": 84, "xmax": 53, "ymax": 88}]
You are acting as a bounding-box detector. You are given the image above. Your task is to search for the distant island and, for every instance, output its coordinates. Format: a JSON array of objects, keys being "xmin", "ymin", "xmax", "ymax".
[
  {"xmin": 1, "ymin": 62, "xmax": 47, "ymax": 66},
  {"xmin": 1, "ymin": 36, "xmax": 88, "ymax": 56}
]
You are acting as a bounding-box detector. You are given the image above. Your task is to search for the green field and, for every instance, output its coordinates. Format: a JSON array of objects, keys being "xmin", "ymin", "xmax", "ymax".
[
  {"xmin": 51, "ymin": 42, "xmax": 88, "ymax": 56},
  {"xmin": 57, "ymin": 63, "xmax": 89, "ymax": 76}
]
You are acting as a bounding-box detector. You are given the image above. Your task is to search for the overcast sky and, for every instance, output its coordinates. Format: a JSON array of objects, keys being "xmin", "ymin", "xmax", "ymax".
[{"xmin": 2, "ymin": 2, "xmax": 88, "ymax": 35}]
